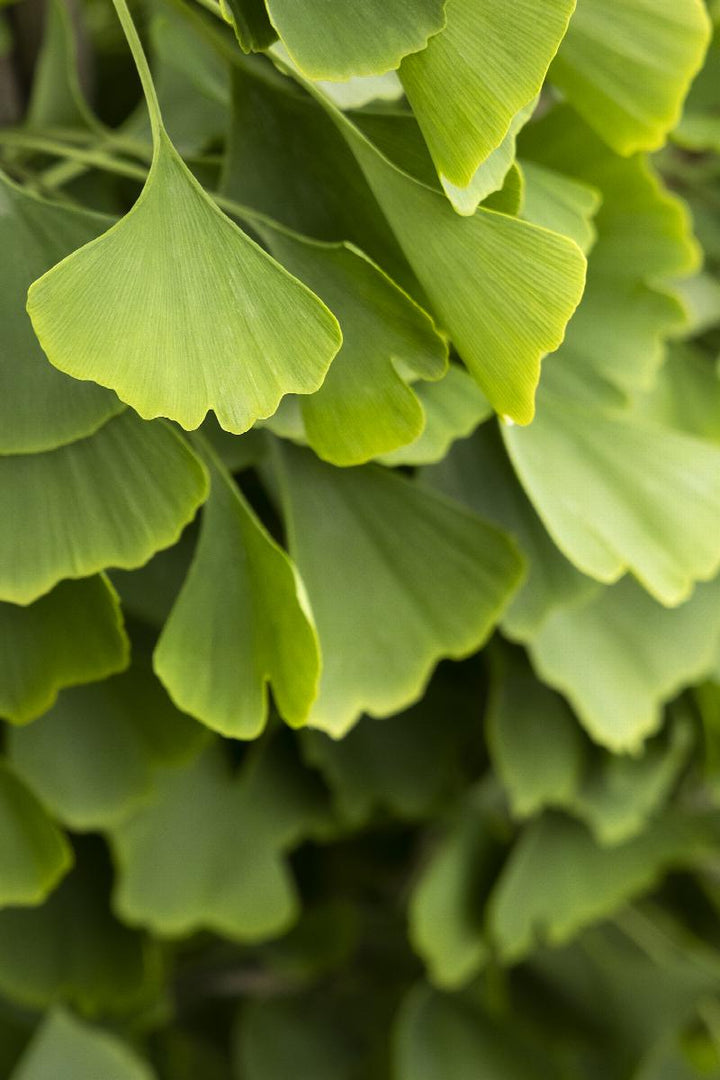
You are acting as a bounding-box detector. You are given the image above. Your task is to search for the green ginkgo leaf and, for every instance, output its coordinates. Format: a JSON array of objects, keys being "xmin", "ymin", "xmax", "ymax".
[
  {"xmin": 25, "ymin": 0, "xmax": 97, "ymax": 131},
  {"xmin": 421, "ymin": 424, "xmax": 597, "ymax": 641},
  {"xmin": 0, "ymin": 576, "xmax": 128, "ymax": 726},
  {"xmin": 0, "ymin": 411, "xmax": 208, "ymax": 606},
  {"xmin": 275, "ymin": 443, "xmax": 523, "ymax": 737},
  {"xmin": 520, "ymin": 161, "xmax": 601, "ymax": 254},
  {"xmin": 0, "ymin": 171, "xmax": 123, "ymax": 454},
  {"xmin": 630, "ymin": 344, "xmax": 720, "ymax": 444},
  {"xmin": 265, "ymin": 0, "xmax": 447, "ymax": 80},
  {"xmin": 154, "ymin": 442, "xmax": 320, "ymax": 739},
  {"xmin": 399, "ymin": 0, "xmax": 574, "ymax": 188},
  {"xmin": 504, "ymin": 379, "xmax": 720, "ymax": 605},
  {"xmin": 552, "ymin": 0, "xmax": 711, "ymax": 156},
  {"xmin": 27, "ymin": 0, "xmax": 341, "ymax": 434},
  {"xmin": 377, "ymin": 365, "xmax": 492, "ymax": 467},
  {"xmin": 256, "ymin": 230, "xmax": 448, "ymax": 465},
  {"xmin": 221, "ymin": 0, "xmax": 276, "ymax": 52},
  {"xmin": 10, "ymin": 1008, "xmax": 156, "ymax": 1080},
  {"xmin": 487, "ymin": 810, "xmax": 716, "ymax": 962},
  {"xmin": 0, "ymin": 850, "xmax": 162, "ymax": 1016},
  {"xmin": 8, "ymin": 663, "xmax": 206, "ymax": 830},
  {"xmin": 0, "ymin": 762, "xmax": 72, "ymax": 908},
  {"xmin": 110, "ymin": 738, "xmax": 330, "ymax": 941},
  {"xmin": 298, "ymin": 78, "xmax": 587, "ymax": 424},
  {"xmin": 674, "ymin": 26, "xmax": 720, "ymax": 151},
  {"xmin": 528, "ymin": 576, "xmax": 720, "ymax": 752}
]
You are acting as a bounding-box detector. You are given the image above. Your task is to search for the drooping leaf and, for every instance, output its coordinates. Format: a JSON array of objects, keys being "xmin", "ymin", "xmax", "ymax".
[
  {"xmin": 421, "ymin": 424, "xmax": 597, "ymax": 641},
  {"xmin": 0, "ymin": 846, "xmax": 161, "ymax": 1016},
  {"xmin": 0, "ymin": 411, "xmax": 208, "ymax": 606},
  {"xmin": 0, "ymin": 171, "xmax": 123, "ymax": 454},
  {"xmin": 528, "ymin": 575, "xmax": 720, "ymax": 752},
  {"xmin": 221, "ymin": 0, "xmax": 276, "ymax": 52},
  {"xmin": 110, "ymin": 737, "xmax": 330, "ymax": 941},
  {"xmin": 377, "ymin": 365, "xmax": 492, "ymax": 467},
  {"xmin": 253, "ymin": 230, "xmax": 448, "ymax": 465},
  {"xmin": 408, "ymin": 785, "xmax": 504, "ymax": 989},
  {"xmin": 300, "ymin": 82, "xmax": 586, "ymax": 424},
  {"xmin": 8, "ymin": 663, "xmax": 206, "ymax": 830},
  {"xmin": 0, "ymin": 762, "xmax": 72, "ymax": 908},
  {"xmin": 0, "ymin": 576, "xmax": 129, "ymax": 725},
  {"xmin": 399, "ymin": 0, "xmax": 574, "ymax": 188},
  {"xmin": 487, "ymin": 811, "xmax": 717, "ymax": 962},
  {"xmin": 275, "ymin": 443, "xmax": 523, "ymax": 737},
  {"xmin": 264, "ymin": 0, "xmax": 447, "ymax": 80},
  {"xmin": 154, "ymin": 442, "xmax": 320, "ymax": 739},
  {"xmin": 552, "ymin": 0, "xmax": 712, "ymax": 155},
  {"xmin": 10, "ymin": 1008, "xmax": 156, "ymax": 1080},
  {"xmin": 27, "ymin": 5, "xmax": 342, "ymax": 434},
  {"xmin": 503, "ymin": 378, "xmax": 720, "ymax": 605}
]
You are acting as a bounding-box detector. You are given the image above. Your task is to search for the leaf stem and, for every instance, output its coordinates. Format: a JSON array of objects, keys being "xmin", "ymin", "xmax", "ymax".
[{"xmin": 110, "ymin": 0, "xmax": 164, "ymax": 141}]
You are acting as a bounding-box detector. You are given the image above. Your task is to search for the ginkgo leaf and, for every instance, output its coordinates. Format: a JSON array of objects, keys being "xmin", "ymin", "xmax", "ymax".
[
  {"xmin": 0, "ymin": 762, "xmax": 72, "ymax": 908},
  {"xmin": 10, "ymin": 1008, "xmax": 156, "ymax": 1080},
  {"xmin": 298, "ymin": 79, "xmax": 587, "ymax": 424},
  {"xmin": 239, "ymin": 997, "xmax": 355, "ymax": 1080},
  {"xmin": 504, "ymin": 378, "xmax": 720, "ymax": 605},
  {"xmin": 551, "ymin": 0, "xmax": 712, "ymax": 156},
  {"xmin": 0, "ymin": 411, "xmax": 208, "ymax": 606},
  {"xmin": 630, "ymin": 344, "xmax": 720, "ymax": 444},
  {"xmin": 487, "ymin": 810, "xmax": 716, "ymax": 962},
  {"xmin": 399, "ymin": 0, "xmax": 574, "ymax": 188},
  {"xmin": 27, "ymin": 1, "xmax": 342, "ymax": 434},
  {"xmin": 25, "ymin": 0, "xmax": 97, "ymax": 131},
  {"xmin": 408, "ymin": 785, "xmax": 503, "ymax": 989},
  {"xmin": 275, "ymin": 443, "xmax": 523, "ymax": 737},
  {"xmin": 377, "ymin": 365, "xmax": 492, "ymax": 467},
  {"xmin": 264, "ymin": 0, "xmax": 447, "ymax": 80},
  {"xmin": 110, "ymin": 738, "xmax": 330, "ymax": 941},
  {"xmin": 421, "ymin": 424, "xmax": 597, "ymax": 641},
  {"xmin": 154, "ymin": 442, "xmax": 320, "ymax": 739},
  {"xmin": 674, "ymin": 26, "xmax": 720, "ymax": 151},
  {"xmin": 520, "ymin": 108, "xmax": 699, "ymax": 395},
  {"xmin": 0, "ymin": 171, "xmax": 123, "ymax": 454},
  {"xmin": 0, "ymin": 848, "xmax": 162, "ymax": 1016},
  {"xmin": 0, "ymin": 576, "xmax": 129, "ymax": 725},
  {"xmin": 221, "ymin": 0, "xmax": 276, "ymax": 52},
  {"xmin": 255, "ymin": 229, "xmax": 447, "ymax": 465},
  {"xmin": 8, "ymin": 664, "xmax": 206, "ymax": 830},
  {"xmin": 528, "ymin": 576, "xmax": 720, "ymax": 752},
  {"xmin": 520, "ymin": 161, "xmax": 601, "ymax": 253},
  {"xmin": 488, "ymin": 648, "xmax": 694, "ymax": 841}
]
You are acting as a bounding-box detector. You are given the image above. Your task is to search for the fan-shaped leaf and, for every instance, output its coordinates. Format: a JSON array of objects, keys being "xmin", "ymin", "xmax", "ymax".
[
  {"xmin": 0, "ymin": 763, "xmax": 72, "ymax": 908},
  {"xmin": 10, "ymin": 1009, "xmax": 156, "ymax": 1080},
  {"xmin": 0, "ymin": 576, "xmax": 129, "ymax": 725},
  {"xmin": 399, "ymin": 0, "xmax": 574, "ymax": 188},
  {"xmin": 275, "ymin": 443, "xmax": 523, "ymax": 737},
  {"xmin": 0, "ymin": 411, "xmax": 208, "ymax": 606},
  {"xmin": 154, "ymin": 443, "xmax": 320, "ymax": 739}
]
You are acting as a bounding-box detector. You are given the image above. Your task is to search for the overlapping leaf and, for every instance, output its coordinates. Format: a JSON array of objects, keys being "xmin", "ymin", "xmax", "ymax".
[
  {"xmin": 10, "ymin": 1009, "xmax": 155, "ymax": 1080},
  {"xmin": 0, "ymin": 411, "xmax": 208, "ymax": 605},
  {"xmin": 0, "ymin": 577, "xmax": 128, "ymax": 724},
  {"xmin": 0, "ymin": 763, "xmax": 72, "ymax": 908},
  {"xmin": 275, "ymin": 443, "xmax": 523, "ymax": 736}
]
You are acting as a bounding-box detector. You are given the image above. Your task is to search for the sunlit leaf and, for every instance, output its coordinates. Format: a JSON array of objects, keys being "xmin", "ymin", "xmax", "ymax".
[
  {"xmin": 520, "ymin": 160, "xmax": 601, "ymax": 253},
  {"xmin": 0, "ymin": 576, "xmax": 128, "ymax": 725},
  {"xmin": 552, "ymin": 0, "xmax": 711, "ymax": 155},
  {"xmin": 265, "ymin": 0, "xmax": 447, "ymax": 79},
  {"xmin": 275, "ymin": 443, "xmax": 523, "ymax": 737},
  {"xmin": 0, "ymin": 762, "xmax": 72, "ymax": 908},
  {"xmin": 0, "ymin": 411, "xmax": 208, "ymax": 606},
  {"xmin": 0, "ymin": 171, "xmax": 122, "ymax": 454},
  {"xmin": 154, "ymin": 442, "xmax": 320, "ymax": 739},
  {"xmin": 399, "ymin": 0, "xmax": 574, "ymax": 187}
]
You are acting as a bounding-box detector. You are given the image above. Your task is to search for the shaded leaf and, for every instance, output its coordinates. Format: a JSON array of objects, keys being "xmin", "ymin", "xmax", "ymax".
[
  {"xmin": 154, "ymin": 442, "xmax": 320, "ymax": 739},
  {"xmin": 0, "ymin": 762, "xmax": 72, "ymax": 908},
  {"xmin": 275, "ymin": 443, "xmax": 523, "ymax": 737},
  {"xmin": 221, "ymin": 0, "xmax": 276, "ymax": 52},
  {"xmin": 520, "ymin": 160, "xmax": 601, "ymax": 253},
  {"xmin": 0, "ymin": 171, "xmax": 122, "ymax": 454},
  {"xmin": 238, "ymin": 998, "xmax": 355, "ymax": 1080},
  {"xmin": 0, "ymin": 576, "xmax": 129, "ymax": 725},
  {"xmin": 0, "ymin": 411, "xmax": 208, "ymax": 606},
  {"xmin": 10, "ymin": 1008, "xmax": 155, "ymax": 1080}
]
